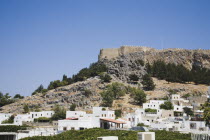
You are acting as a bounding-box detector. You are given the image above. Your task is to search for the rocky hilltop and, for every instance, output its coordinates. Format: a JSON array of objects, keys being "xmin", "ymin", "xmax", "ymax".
[
  {"xmin": 1, "ymin": 46, "xmax": 210, "ymax": 114},
  {"xmin": 99, "ymin": 46, "xmax": 210, "ymax": 82},
  {"xmin": 1, "ymin": 77, "xmax": 106, "ymax": 114}
]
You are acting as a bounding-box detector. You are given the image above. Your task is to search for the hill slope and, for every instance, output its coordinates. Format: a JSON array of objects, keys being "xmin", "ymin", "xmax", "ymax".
[{"xmin": 1, "ymin": 46, "xmax": 209, "ymax": 114}]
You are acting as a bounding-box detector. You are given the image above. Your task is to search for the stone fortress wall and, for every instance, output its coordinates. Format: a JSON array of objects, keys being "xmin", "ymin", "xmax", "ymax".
[
  {"xmin": 99, "ymin": 46, "xmax": 155, "ymax": 60},
  {"xmin": 99, "ymin": 46, "xmax": 210, "ymax": 61}
]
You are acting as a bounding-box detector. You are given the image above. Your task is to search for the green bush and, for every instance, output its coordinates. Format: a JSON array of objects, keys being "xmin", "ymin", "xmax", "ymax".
[
  {"xmin": 34, "ymin": 117, "xmax": 50, "ymax": 123},
  {"xmin": 141, "ymin": 74, "xmax": 155, "ymax": 90},
  {"xmin": 51, "ymin": 105, "xmax": 66, "ymax": 121},
  {"xmin": 2, "ymin": 115, "xmax": 14, "ymax": 124},
  {"xmin": 145, "ymin": 108, "xmax": 157, "ymax": 113},
  {"xmin": 160, "ymin": 101, "xmax": 174, "ymax": 110},
  {"xmin": 115, "ymin": 110, "xmax": 122, "ymax": 119},
  {"xmin": 0, "ymin": 125, "xmax": 27, "ymax": 132},
  {"xmin": 100, "ymin": 73, "xmax": 112, "ymax": 83},
  {"xmin": 100, "ymin": 82, "xmax": 127, "ymax": 107},
  {"xmin": 70, "ymin": 104, "xmax": 76, "ymax": 111},
  {"xmin": 129, "ymin": 74, "xmax": 139, "ymax": 82},
  {"xmin": 20, "ymin": 128, "xmax": 191, "ymax": 140}
]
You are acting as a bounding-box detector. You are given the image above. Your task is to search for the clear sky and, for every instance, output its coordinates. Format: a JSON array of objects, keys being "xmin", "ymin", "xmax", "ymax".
[{"xmin": 0, "ymin": 0, "xmax": 210, "ymax": 96}]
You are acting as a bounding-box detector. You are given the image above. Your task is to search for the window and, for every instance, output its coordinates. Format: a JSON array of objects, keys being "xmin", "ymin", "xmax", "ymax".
[
  {"xmin": 129, "ymin": 118, "xmax": 131, "ymax": 121},
  {"xmin": 79, "ymin": 127, "xmax": 84, "ymax": 130},
  {"xmin": 105, "ymin": 114, "xmax": 106, "ymax": 117},
  {"xmin": 169, "ymin": 114, "xmax": 171, "ymax": 117},
  {"xmin": 71, "ymin": 127, "xmax": 75, "ymax": 130},
  {"xmin": 63, "ymin": 127, "xmax": 67, "ymax": 131}
]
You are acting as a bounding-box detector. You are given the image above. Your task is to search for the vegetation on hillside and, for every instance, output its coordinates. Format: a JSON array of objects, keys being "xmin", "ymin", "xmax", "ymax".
[
  {"xmin": 20, "ymin": 128, "xmax": 191, "ymax": 140},
  {"xmin": 100, "ymin": 82, "xmax": 127, "ymax": 107},
  {"xmin": 70, "ymin": 104, "xmax": 76, "ymax": 111},
  {"xmin": 0, "ymin": 92, "xmax": 24, "ymax": 107},
  {"xmin": 203, "ymin": 102, "xmax": 210, "ymax": 127},
  {"xmin": 146, "ymin": 60, "xmax": 210, "ymax": 85},
  {"xmin": 160, "ymin": 101, "xmax": 174, "ymax": 110},
  {"xmin": 141, "ymin": 74, "xmax": 155, "ymax": 90},
  {"xmin": 51, "ymin": 105, "xmax": 66, "ymax": 121},
  {"xmin": 32, "ymin": 62, "xmax": 108, "ymax": 95},
  {"xmin": 100, "ymin": 83, "xmax": 146, "ymax": 107}
]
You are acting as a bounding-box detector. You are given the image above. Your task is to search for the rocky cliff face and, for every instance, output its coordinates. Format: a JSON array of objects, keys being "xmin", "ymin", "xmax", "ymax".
[
  {"xmin": 1, "ymin": 77, "xmax": 106, "ymax": 114},
  {"xmin": 99, "ymin": 46, "xmax": 210, "ymax": 82}
]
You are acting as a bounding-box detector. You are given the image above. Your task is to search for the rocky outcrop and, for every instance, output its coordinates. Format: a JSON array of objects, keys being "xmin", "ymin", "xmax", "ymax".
[
  {"xmin": 0, "ymin": 77, "xmax": 106, "ymax": 114},
  {"xmin": 99, "ymin": 46, "xmax": 210, "ymax": 82}
]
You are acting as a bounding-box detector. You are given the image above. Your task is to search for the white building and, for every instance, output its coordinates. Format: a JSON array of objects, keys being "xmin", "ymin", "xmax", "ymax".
[
  {"xmin": 143, "ymin": 100, "xmax": 165, "ymax": 110},
  {"xmin": 66, "ymin": 111, "xmax": 86, "ymax": 118},
  {"xmin": 173, "ymin": 104, "xmax": 193, "ymax": 112},
  {"xmin": 180, "ymin": 120, "xmax": 210, "ymax": 133},
  {"xmin": 171, "ymin": 94, "xmax": 189, "ymax": 103},
  {"xmin": 0, "ymin": 113, "xmax": 12, "ymax": 124},
  {"xmin": 14, "ymin": 114, "xmax": 31, "ymax": 125},
  {"xmin": 58, "ymin": 107, "xmax": 124, "ymax": 131},
  {"xmin": 30, "ymin": 111, "xmax": 54, "ymax": 121}
]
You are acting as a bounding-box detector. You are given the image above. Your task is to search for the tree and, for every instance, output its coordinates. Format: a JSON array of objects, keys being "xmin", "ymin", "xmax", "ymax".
[
  {"xmin": 51, "ymin": 105, "xmax": 66, "ymax": 121},
  {"xmin": 142, "ymin": 74, "xmax": 155, "ymax": 90},
  {"xmin": 83, "ymin": 89, "xmax": 92, "ymax": 97},
  {"xmin": 129, "ymin": 74, "xmax": 139, "ymax": 82},
  {"xmin": 183, "ymin": 107, "xmax": 193, "ymax": 116},
  {"xmin": 70, "ymin": 104, "xmax": 76, "ymax": 111},
  {"xmin": 23, "ymin": 104, "xmax": 29, "ymax": 113},
  {"xmin": 100, "ymin": 74, "xmax": 112, "ymax": 83},
  {"xmin": 160, "ymin": 101, "xmax": 174, "ymax": 110},
  {"xmin": 132, "ymin": 88, "xmax": 146, "ymax": 105},
  {"xmin": 135, "ymin": 59, "xmax": 144, "ymax": 66},
  {"xmin": 203, "ymin": 102, "xmax": 210, "ymax": 127},
  {"xmin": 2, "ymin": 115, "xmax": 15, "ymax": 124},
  {"xmin": 146, "ymin": 63, "xmax": 152, "ymax": 74},
  {"xmin": 115, "ymin": 110, "xmax": 122, "ymax": 119},
  {"xmin": 14, "ymin": 94, "xmax": 24, "ymax": 99},
  {"xmin": 100, "ymin": 82, "xmax": 127, "ymax": 107},
  {"xmin": 32, "ymin": 85, "xmax": 44, "ymax": 95},
  {"xmin": 62, "ymin": 74, "xmax": 68, "ymax": 82},
  {"xmin": 100, "ymin": 91, "xmax": 114, "ymax": 107},
  {"xmin": 0, "ymin": 92, "xmax": 15, "ymax": 107}
]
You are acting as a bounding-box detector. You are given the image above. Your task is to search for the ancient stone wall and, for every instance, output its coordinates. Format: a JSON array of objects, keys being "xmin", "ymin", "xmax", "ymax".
[{"xmin": 99, "ymin": 46, "xmax": 154, "ymax": 60}]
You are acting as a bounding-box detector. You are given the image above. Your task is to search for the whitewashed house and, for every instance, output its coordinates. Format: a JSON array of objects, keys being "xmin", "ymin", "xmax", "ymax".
[
  {"xmin": 58, "ymin": 107, "xmax": 124, "ymax": 131},
  {"xmin": 143, "ymin": 100, "xmax": 165, "ymax": 110},
  {"xmin": 30, "ymin": 111, "xmax": 54, "ymax": 121},
  {"xmin": 0, "ymin": 113, "xmax": 12, "ymax": 124},
  {"xmin": 14, "ymin": 114, "xmax": 31, "ymax": 125},
  {"xmin": 180, "ymin": 120, "xmax": 210, "ymax": 133}
]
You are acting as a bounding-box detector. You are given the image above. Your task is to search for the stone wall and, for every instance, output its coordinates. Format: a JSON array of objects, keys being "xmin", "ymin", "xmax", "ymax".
[{"xmin": 99, "ymin": 46, "xmax": 154, "ymax": 60}]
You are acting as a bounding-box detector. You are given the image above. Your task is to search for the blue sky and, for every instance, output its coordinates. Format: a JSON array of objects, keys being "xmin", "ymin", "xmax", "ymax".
[{"xmin": 0, "ymin": 0, "xmax": 210, "ymax": 96}]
